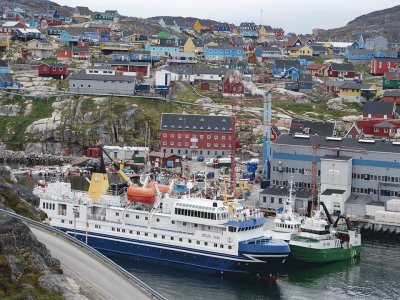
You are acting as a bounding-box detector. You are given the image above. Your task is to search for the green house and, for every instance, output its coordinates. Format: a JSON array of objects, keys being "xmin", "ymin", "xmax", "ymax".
[
  {"xmin": 383, "ymin": 72, "xmax": 400, "ymax": 89},
  {"xmin": 94, "ymin": 12, "xmax": 114, "ymax": 21}
]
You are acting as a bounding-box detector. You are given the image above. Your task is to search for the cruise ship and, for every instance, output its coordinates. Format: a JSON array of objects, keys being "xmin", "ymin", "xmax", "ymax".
[{"xmin": 34, "ymin": 160, "xmax": 290, "ymax": 280}]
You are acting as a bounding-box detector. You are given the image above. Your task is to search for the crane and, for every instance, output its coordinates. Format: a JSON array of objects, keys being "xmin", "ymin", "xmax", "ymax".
[{"xmin": 99, "ymin": 145, "xmax": 133, "ymax": 186}]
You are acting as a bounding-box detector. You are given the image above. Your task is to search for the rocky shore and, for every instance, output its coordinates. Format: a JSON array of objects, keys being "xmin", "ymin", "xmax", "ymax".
[{"xmin": 0, "ymin": 166, "xmax": 89, "ymax": 299}]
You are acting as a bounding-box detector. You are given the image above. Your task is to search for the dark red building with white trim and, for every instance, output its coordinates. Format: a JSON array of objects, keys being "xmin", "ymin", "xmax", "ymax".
[
  {"xmin": 160, "ymin": 113, "xmax": 234, "ymax": 158},
  {"xmin": 38, "ymin": 63, "xmax": 68, "ymax": 79},
  {"xmin": 370, "ymin": 57, "xmax": 400, "ymax": 75},
  {"xmin": 328, "ymin": 63, "xmax": 356, "ymax": 79}
]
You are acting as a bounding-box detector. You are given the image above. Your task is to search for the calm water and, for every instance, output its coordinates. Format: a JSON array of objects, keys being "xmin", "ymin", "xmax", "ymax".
[{"xmin": 17, "ymin": 175, "xmax": 400, "ymax": 300}]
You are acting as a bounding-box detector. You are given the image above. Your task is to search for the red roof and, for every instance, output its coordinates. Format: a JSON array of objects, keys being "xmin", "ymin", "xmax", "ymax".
[
  {"xmin": 385, "ymin": 72, "xmax": 400, "ymax": 81},
  {"xmin": 286, "ymin": 36, "xmax": 300, "ymax": 47},
  {"xmin": 306, "ymin": 64, "xmax": 327, "ymax": 70}
]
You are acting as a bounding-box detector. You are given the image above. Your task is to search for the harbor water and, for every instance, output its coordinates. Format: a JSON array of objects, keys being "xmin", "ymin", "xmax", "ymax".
[{"xmin": 17, "ymin": 175, "xmax": 400, "ymax": 300}]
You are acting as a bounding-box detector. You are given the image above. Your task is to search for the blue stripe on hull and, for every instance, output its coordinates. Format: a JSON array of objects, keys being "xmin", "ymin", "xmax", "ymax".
[{"xmin": 56, "ymin": 227, "xmax": 287, "ymax": 278}]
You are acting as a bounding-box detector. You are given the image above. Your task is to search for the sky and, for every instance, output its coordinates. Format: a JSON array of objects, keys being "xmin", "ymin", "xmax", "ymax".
[{"xmin": 55, "ymin": 0, "xmax": 399, "ymax": 33}]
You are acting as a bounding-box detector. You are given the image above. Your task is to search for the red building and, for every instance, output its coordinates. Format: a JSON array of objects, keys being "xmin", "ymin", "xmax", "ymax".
[
  {"xmin": 0, "ymin": 21, "xmax": 27, "ymax": 35},
  {"xmin": 345, "ymin": 123, "xmax": 364, "ymax": 139},
  {"xmin": 219, "ymin": 70, "xmax": 244, "ymax": 97},
  {"xmin": 356, "ymin": 101, "xmax": 398, "ymax": 138},
  {"xmin": 274, "ymin": 28, "xmax": 285, "ymax": 37},
  {"xmin": 370, "ymin": 57, "xmax": 400, "ymax": 75},
  {"xmin": 328, "ymin": 63, "xmax": 356, "ymax": 79},
  {"xmin": 38, "ymin": 63, "xmax": 68, "ymax": 79},
  {"xmin": 56, "ymin": 47, "xmax": 89, "ymax": 61},
  {"xmin": 160, "ymin": 113, "xmax": 234, "ymax": 159},
  {"xmin": 148, "ymin": 152, "xmax": 182, "ymax": 168},
  {"xmin": 383, "ymin": 90, "xmax": 400, "ymax": 104}
]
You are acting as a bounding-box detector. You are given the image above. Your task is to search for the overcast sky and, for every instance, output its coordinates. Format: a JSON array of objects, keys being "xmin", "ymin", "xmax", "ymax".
[{"xmin": 55, "ymin": 0, "xmax": 399, "ymax": 33}]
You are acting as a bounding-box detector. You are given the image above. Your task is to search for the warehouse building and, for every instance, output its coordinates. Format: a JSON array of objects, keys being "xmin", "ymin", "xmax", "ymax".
[{"xmin": 259, "ymin": 134, "xmax": 400, "ymax": 216}]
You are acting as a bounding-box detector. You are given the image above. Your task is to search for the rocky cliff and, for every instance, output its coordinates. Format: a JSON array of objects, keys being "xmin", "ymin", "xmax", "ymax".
[
  {"xmin": 0, "ymin": 166, "xmax": 87, "ymax": 299},
  {"xmin": 318, "ymin": 5, "xmax": 400, "ymax": 41}
]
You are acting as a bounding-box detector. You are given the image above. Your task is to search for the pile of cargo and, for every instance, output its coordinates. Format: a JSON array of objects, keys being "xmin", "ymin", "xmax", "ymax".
[{"xmin": 374, "ymin": 199, "xmax": 400, "ymax": 224}]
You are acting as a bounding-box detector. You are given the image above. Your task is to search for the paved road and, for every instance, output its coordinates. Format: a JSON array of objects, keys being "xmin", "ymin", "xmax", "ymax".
[{"xmin": 30, "ymin": 227, "xmax": 152, "ymax": 300}]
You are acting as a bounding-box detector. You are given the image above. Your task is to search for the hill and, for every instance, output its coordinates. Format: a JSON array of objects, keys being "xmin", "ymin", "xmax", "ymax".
[
  {"xmin": 148, "ymin": 16, "xmax": 235, "ymax": 29},
  {"xmin": 318, "ymin": 5, "xmax": 400, "ymax": 41},
  {"xmin": 1, "ymin": 0, "xmax": 75, "ymax": 17}
]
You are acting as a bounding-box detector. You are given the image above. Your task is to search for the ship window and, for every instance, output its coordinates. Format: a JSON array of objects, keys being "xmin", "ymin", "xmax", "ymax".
[
  {"xmin": 145, "ymin": 233, "xmax": 148, "ymax": 236},
  {"xmin": 43, "ymin": 202, "xmax": 45, "ymax": 208},
  {"xmin": 154, "ymin": 234, "xmax": 157, "ymax": 238},
  {"xmin": 137, "ymin": 231, "xmax": 140, "ymax": 235},
  {"xmin": 116, "ymin": 212, "xmax": 119, "ymax": 216},
  {"xmin": 69, "ymin": 220, "xmax": 73, "ymax": 225},
  {"xmin": 214, "ymin": 243, "xmax": 218, "ymax": 247},
  {"xmin": 188, "ymin": 239, "xmax": 192, "ymax": 243},
  {"xmin": 126, "ymin": 214, "xmax": 129, "ymax": 218},
  {"xmin": 197, "ymin": 241, "xmax": 200, "ymax": 245},
  {"xmin": 172, "ymin": 220, "xmax": 175, "ymax": 224},
  {"xmin": 194, "ymin": 224, "xmax": 198, "ymax": 228},
  {"xmin": 157, "ymin": 218, "xmax": 160, "ymax": 222},
  {"xmin": 112, "ymin": 227, "xmax": 115, "ymax": 231},
  {"xmin": 61, "ymin": 219, "xmax": 64, "ymax": 223},
  {"xmin": 117, "ymin": 228, "xmax": 120, "ymax": 232},
  {"xmin": 129, "ymin": 230, "xmax": 133, "ymax": 234},
  {"xmin": 204, "ymin": 242, "xmax": 208, "ymax": 246},
  {"xmin": 179, "ymin": 238, "xmax": 182, "ymax": 242},
  {"xmin": 200, "ymin": 211, "xmax": 204, "ymax": 218},
  {"xmin": 220, "ymin": 245, "xmax": 224, "ymax": 248},
  {"xmin": 183, "ymin": 222, "xmax": 186, "ymax": 226},
  {"xmin": 52, "ymin": 204, "xmax": 55, "ymax": 210},
  {"xmin": 122, "ymin": 229, "xmax": 125, "ymax": 233},
  {"xmin": 171, "ymin": 237, "xmax": 174, "ymax": 240},
  {"xmin": 136, "ymin": 215, "xmax": 139, "ymax": 219},
  {"xmin": 162, "ymin": 235, "xmax": 165, "ymax": 239},
  {"xmin": 145, "ymin": 217, "xmax": 148, "ymax": 220},
  {"xmin": 228, "ymin": 246, "xmax": 232, "ymax": 250}
]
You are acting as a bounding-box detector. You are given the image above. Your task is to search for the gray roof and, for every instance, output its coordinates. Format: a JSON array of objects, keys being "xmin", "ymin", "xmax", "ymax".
[
  {"xmin": 87, "ymin": 66, "xmax": 116, "ymax": 70},
  {"xmin": 93, "ymin": 60, "xmax": 150, "ymax": 67},
  {"xmin": 309, "ymin": 44, "xmax": 327, "ymax": 52},
  {"xmin": 274, "ymin": 134, "xmax": 400, "ymax": 154},
  {"xmin": 363, "ymin": 101, "xmax": 394, "ymax": 115},
  {"xmin": 321, "ymin": 189, "xmax": 346, "ymax": 196},
  {"xmin": 275, "ymin": 59, "xmax": 300, "ymax": 69},
  {"xmin": 164, "ymin": 66, "xmax": 226, "ymax": 76},
  {"xmin": 161, "ymin": 113, "xmax": 232, "ymax": 132},
  {"xmin": 298, "ymin": 74, "xmax": 313, "ymax": 83},
  {"xmin": 373, "ymin": 121, "xmax": 396, "ymax": 128},
  {"xmin": 347, "ymin": 49, "xmax": 375, "ymax": 54},
  {"xmin": 330, "ymin": 63, "xmax": 355, "ymax": 72},
  {"xmin": 345, "ymin": 194, "xmax": 372, "ymax": 205},
  {"xmin": 289, "ymin": 119, "xmax": 335, "ymax": 136},
  {"xmin": 63, "ymin": 27, "xmax": 86, "ymax": 36},
  {"xmin": 384, "ymin": 90, "xmax": 400, "ymax": 97},
  {"xmin": 260, "ymin": 185, "xmax": 311, "ymax": 199},
  {"xmin": 32, "ymin": 38, "xmax": 51, "ymax": 44},
  {"xmin": 325, "ymin": 79, "xmax": 345, "ymax": 88},
  {"xmin": 76, "ymin": 6, "xmax": 92, "ymax": 15},
  {"xmin": 69, "ymin": 73, "xmax": 136, "ymax": 82},
  {"xmin": 340, "ymin": 82, "xmax": 374, "ymax": 90}
]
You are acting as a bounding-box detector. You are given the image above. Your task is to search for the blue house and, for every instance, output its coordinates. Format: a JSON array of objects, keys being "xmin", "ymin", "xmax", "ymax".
[
  {"xmin": 0, "ymin": 74, "xmax": 21, "ymax": 89},
  {"xmin": 130, "ymin": 50, "xmax": 161, "ymax": 63},
  {"xmin": 214, "ymin": 23, "xmax": 231, "ymax": 32},
  {"xmin": 238, "ymin": 22, "xmax": 258, "ymax": 38},
  {"xmin": 345, "ymin": 48, "xmax": 375, "ymax": 61},
  {"xmin": 273, "ymin": 59, "xmax": 301, "ymax": 78},
  {"xmin": 285, "ymin": 74, "xmax": 313, "ymax": 91},
  {"xmin": 112, "ymin": 51, "xmax": 130, "ymax": 62},
  {"xmin": 298, "ymin": 55, "xmax": 315, "ymax": 67},
  {"xmin": 144, "ymin": 43, "xmax": 180, "ymax": 57},
  {"xmin": 60, "ymin": 28, "xmax": 85, "ymax": 43},
  {"xmin": 0, "ymin": 60, "xmax": 11, "ymax": 74},
  {"xmin": 84, "ymin": 30, "xmax": 100, "ymax": 42},
  {"xmin": 204, "ymin": 45, "xmax": 244, "ymax": 61}
]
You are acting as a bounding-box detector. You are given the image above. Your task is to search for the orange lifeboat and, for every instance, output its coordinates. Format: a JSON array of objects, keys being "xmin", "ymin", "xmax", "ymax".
[
  {"xmin": 127, "ymin": 186, "xmax": 155, "ymax": 204},
  {"xmin": 147, "ymin": 181, "xmax": 170, "ymax": 193}
]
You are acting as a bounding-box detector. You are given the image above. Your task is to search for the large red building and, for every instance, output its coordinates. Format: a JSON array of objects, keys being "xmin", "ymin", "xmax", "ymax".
[
  {"xmin": 356, "ymin": 101, "xmax": 398, "ymax": 138},
  {"xmin": 38, "ymin": 63, "xmax": 68, "ymax": 79},
  {"xmin": 328, "ymin": 63, "xmax": 356, "ymax": 79},
  {"xmin": 370, "ymin": 57, "xmax": 400, "ymax": 75},
  {"xmin": 160, "ymin": 113, "xmax": 234, "ymax": 158}
]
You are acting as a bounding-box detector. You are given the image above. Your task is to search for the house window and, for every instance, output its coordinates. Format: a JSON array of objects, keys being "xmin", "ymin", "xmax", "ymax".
[
  {"xmin": 214, "ymin": 135, "xmax": 218, "ymax": 140},
  {"xmin": 163, "ymin": 133, "xmax": 167, "ymax": 137},
  {"xmin": 207, "ymin": 135, "xmax": 211, "ymax": 139}
]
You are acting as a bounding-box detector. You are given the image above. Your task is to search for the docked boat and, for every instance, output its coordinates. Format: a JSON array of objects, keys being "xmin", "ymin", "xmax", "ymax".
[
  {"xmin": 34, "ymin": 152, "xmax": 290, "ymax": 280},
  {"xmin": 289, "ymin": 206, "xmax": 361, "ymax": 264},
  {"xmin": 264, "ymin": 179, "xmax": 303, "ymax": 241}
]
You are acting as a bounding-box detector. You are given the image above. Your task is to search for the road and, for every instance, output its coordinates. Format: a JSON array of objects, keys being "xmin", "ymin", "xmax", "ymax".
[{"xmin": 30, "ymin": 227, "xmax": 153, "ymax": 300}]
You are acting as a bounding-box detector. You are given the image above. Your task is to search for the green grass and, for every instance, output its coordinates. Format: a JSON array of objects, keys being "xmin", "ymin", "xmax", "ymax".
[
  {"xmin": 0, "ymin": 97, "xmax": 56, "ymax": 150},
  {"xmin": 80, "ymin": 98, "xmax": 96, "ymax": 114}
]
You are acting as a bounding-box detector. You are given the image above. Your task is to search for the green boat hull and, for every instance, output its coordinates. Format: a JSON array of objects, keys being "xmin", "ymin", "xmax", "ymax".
[{"xmin": 290, "ymin": 244, "xmax": 361, "ymax": 263}]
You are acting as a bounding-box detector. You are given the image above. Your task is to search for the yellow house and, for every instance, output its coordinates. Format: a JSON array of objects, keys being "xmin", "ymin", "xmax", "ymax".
[
  {"xmin": 183, "ymin": 37, "xmax": 195, "ymax": 53},
  {"xmin": 289, "ymin": 45, "xmax": 313, "ymax": 58},
  {"xmin": 258, "ymin": 26, "xmax": 267, "ymax": 36},
  {"xmin": 0, "ymin": 36, "xmax": 9, "ymax": 49},
  {"xmin": 193, "ymin": 20, "xmax": 202, "ymax": 33},
  {"xmin": 339, "ymin": 82, "xmax": 378, "ymax": 103}
]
